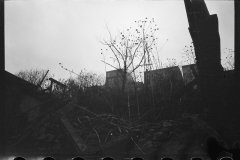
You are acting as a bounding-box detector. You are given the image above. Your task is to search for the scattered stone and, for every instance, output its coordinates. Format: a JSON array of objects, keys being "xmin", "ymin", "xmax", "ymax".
[
  {"xmin": 159, "ymin": 127, "xmax": 169, "ymax": 132},
  {"xmin": 153, "ymin": 125, "xmax": 162, "ymax": 129},
  {"xmin": 153, "ymin": 132, "xmax": 168, "ymax": 141},
  {"xmin": 138, "ymin": 138, "xmax": 146, "ymax": 142},
  {"xmin": 153, "ymin": 142, "xmax": 162, "ymax": 148},
  {"xmin": 88, "ymin": 134, "xmax": 97, "ymax": 138},
  {"xmin": 145, "ymin": 141, "xmax": 153, "ymax": 147},
  {"xmin": 145, "ymin": 133, "xmax": 152, "ymax": 138},
  {"xmin": 163, "ymin": 121, "xmax": 173, "ymax": 127}
]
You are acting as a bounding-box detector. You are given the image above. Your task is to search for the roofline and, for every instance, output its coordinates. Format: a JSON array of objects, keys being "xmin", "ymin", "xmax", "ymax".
[{"xmin": 5, "ymin": 70, "xmax": 39, "ymax": 95}]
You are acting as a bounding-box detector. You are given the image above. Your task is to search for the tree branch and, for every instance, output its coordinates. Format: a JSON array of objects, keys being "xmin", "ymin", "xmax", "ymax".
[
  {"xmin": 127, "ymin": 40, "xmax": 142, "ymax": 69},
  {"xmin": 129, "ymin": 44, "xmax": 147, "ymax": 74},
  {"xmin": 101, "ymin": 60, "xmax": 119, "ymax": 70}
]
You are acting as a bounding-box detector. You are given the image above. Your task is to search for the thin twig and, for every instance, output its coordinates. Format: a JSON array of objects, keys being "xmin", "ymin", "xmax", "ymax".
[
  {"xmin": 93, "ymin": 128, "xmax": 104, "ymax": 152},
  {"xmin": 130, "ymin": 137, "xmax": 145, "ymax": 154},
  {"xmin": 77, "ymin": 117, "xmax": 86, "ymax": 128},
  {"xmin": 101, "ymin": 60, "xmax": 118, "ymax": 70},
  {"xmin": 105, "ymin": 129, "xmax": 113, "ymax": 142},
  {"xmin": 71, "ymin": 103, "xmax": 134, "ymax": 131},
  {"xmin": 81, "ymin": 130, "xmax": 93, "ymax": 151},
  {"xmin": 98, "ymin": 90, "xmax": 113, "ymax": 113}
]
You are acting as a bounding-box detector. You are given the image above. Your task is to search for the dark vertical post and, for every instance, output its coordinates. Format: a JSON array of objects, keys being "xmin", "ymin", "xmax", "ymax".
[
  {"xmin": 37, "ymin": 70, "xmax": 49, "ymax": 90},
  {"xmin": 183, "ymin": 0, "xmax": 223, "ymax": 111},
  {"xmin": 235, "ymin": 0, "xmax": 240, "ymax": 83},
  {"xmin": 183, "ymin": 1, "xmax": 240, "ymax": 148}
]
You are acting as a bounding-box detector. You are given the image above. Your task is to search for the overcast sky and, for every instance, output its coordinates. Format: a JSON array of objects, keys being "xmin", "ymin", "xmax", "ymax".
[{"xmin": 5, "ymin": 0, "xmax": 234, "ymax": 80}]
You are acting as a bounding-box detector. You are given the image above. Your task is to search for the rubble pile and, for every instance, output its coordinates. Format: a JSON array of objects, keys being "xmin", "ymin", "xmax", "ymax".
[{"xmin": 6, "ymin": 100, "xmax": 233, "ymax": 160}]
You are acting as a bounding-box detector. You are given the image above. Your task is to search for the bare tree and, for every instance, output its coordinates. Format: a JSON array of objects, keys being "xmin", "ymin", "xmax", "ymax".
[
  {"xmin": 100, "ymin": 18, "xmax": 160, "ymax": 94},
  {"xmin": 59, "ymin": 63, "xmax": 105, "ymax": 89},
  {"xmin": 221, "ymin": 48, "xmax": 234, "ymax": 70},
  {"xmin": 182, "ymin": 42, "xmax": 196, "ymax": 65},
  {"xmin": 182, "ymin": 45, "xmax": 234, "ymax": 71},
  {"xmin": 164, "ymin": 58, "xmax": 178, "ymax": 68},
  {"xmin": 15, "ymin": 68, "xmax": 54, "ymax": 89},
  {"xmin": 76, "ymin": 69, "xmax": 105, "ymax": 90}
]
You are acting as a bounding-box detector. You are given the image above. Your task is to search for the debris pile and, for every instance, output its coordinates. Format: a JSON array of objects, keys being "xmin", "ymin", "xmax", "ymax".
[
  {"xmin": 4, "ymin": 71, "xmax": 239, "ymax": 160},
  {"xmin": 6, "ymin": 100, "xmax": 234, "ymax": 160}
]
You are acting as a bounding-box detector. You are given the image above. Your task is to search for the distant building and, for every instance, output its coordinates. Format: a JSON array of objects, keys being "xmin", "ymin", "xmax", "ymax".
[
  {"xmin": 144, "ymin": 64, "xmax": 199, "ymax": 96},
  {"xmin": 145, "ymin": 64, "xmax": 198, "ymax": 87},
  {"xmin": 144, "ymin": 66, "xmax": 184, "ymax": 97},
  {"xmin": 105, "ymin": 69, "xmax": 133, "ymax": 91},
  {"xmin": 144, "ymin": 66, "xmax": 184, "ymax": 85}
]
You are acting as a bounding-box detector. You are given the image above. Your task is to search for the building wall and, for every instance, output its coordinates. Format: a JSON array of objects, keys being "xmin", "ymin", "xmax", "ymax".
[
  {"xmin": 5, "ymin": 86, "xmax": 41, "ymax": 118},
  {"xmin": 144, "ymin": 64, "xmax": 198, "ymax": 93},
  {"xmin": 144, "ymin": 66, "xmax": 184, "ymax": 96},
  {"xmin": 181, "ymin": 64, "xmax": 198, "ymax": 85},
  {"xmin": 5, "ymin": 71, "xmax": 46, "ymax": 139},
  {"xmin": 105, "ymin": 69, "xmax": 133, "ymax": 91},
  {"xmin": 20, "ymin": 94, "xmax": 41, "ymax": 121},
  {"xmin": 5, "ymin": 85, "xmax": 41, "ymax": 139},
  {"xmin": 144, "ymin": 66, "xmax": 184, "ymax": 86},
  {"xmin": 106, "ymin": 70, "xmax": 120, "ymax": 88}
]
